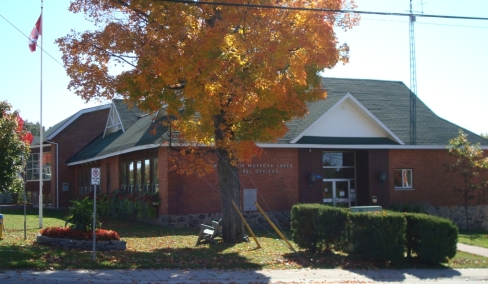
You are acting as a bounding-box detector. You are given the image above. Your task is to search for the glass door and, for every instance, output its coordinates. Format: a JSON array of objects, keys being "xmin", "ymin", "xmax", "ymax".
[
  {"xmin": 322, "ymin": 151, "xmax": 357, "ymax": 207},
  {"xmin": 323, "ymin": 180, "xmax": 356, "ymax": 207}
]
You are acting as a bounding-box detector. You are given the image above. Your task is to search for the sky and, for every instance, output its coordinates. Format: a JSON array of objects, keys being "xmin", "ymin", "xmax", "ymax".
[{"xmin": 1, "ymin": 0, "xmax": 487, "ymax": 135}]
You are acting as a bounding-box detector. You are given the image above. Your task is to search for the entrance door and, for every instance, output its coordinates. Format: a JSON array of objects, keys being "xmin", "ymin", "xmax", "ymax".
[{"xmin": 322, "ymin": 180, "xmax": 356, "ymax": 207}]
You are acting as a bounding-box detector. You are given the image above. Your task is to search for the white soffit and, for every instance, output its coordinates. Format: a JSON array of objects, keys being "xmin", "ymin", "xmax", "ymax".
[{"xmin": 290, "ymin": 93, "xmax": 404, "ymax": 145}]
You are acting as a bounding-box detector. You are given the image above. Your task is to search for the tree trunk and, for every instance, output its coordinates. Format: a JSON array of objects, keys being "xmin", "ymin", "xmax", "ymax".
[{"xmin": 217, "ymin": 148, "xmax": 245, "ymax": 243}]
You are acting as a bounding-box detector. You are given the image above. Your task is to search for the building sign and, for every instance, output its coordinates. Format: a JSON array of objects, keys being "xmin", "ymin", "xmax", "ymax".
[
  {"xmin": 237, "ymin": 163, "xmax": 293, "ymax": 174},
  {"xmin": 91, "ymin": 168, "xmax": 101, "ymax": 185}
]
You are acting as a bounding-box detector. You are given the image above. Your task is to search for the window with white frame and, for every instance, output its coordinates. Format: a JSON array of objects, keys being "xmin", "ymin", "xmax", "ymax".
[
  {"xmin": 394, "ymin": 169, "xmax": 413, "ymax": 189},
  {"xmin": 26, "ymin": 152, "xmax": 52, "ymax": 181}
]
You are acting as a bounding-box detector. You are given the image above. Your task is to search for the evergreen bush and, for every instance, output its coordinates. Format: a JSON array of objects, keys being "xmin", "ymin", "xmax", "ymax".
[
  {"xmin": 348, "ymin": 211, "xmax": 406, "ymax": 263},
  {"xmin": 405, "ymin": 213, "xmax": 458, "ymax": 263}
]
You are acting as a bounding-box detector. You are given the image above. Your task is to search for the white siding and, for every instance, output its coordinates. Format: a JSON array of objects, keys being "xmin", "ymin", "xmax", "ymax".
[{"xmin": 305, "ymin": 99, "xmax": 387, "ymax": 138}]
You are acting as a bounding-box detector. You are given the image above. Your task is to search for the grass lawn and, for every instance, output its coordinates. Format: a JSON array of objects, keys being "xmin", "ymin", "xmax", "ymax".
[
  {"xmin": 458, "ymin": 230, "xmax": 488, "ymax": 248},
  {"xmin": 1, "ymin": 207, "xmax": 488, "ymax": 270}
]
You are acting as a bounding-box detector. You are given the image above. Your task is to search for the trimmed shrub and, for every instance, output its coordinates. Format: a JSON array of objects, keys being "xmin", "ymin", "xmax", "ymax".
[
  {"xmin": 348, "ymin": 211, "xmax": 406, "ymax": 263},
  {"xmin": 291, "ymin": 204, "xmax": 320, "ymax": 252},
  {"xmin": 389, "ymin": 203, "xmax": 426, "ymax": 214},
  {"xmin": 291, "ymin": 204, "xmax": 349, "ymax": 252},
  {"xmin": 314, "ymin": 205, "xmax": 350, "ymax": 251},
  {"xmin": 405, "ymin": 213, "xmax": 458, "ymax": 264}
]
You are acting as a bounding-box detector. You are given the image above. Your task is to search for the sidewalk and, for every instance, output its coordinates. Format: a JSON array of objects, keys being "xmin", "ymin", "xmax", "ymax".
[
  {"xmin": 1, "ymin": 268, "xmax": 488, "ymax": 283},
  {"xmin": 457, "ymin": 243, "xmax": 488, "ymax": 257},
  {"xmin": 0, "ymin": 243, "xmax": 487, "ymax": 283}
]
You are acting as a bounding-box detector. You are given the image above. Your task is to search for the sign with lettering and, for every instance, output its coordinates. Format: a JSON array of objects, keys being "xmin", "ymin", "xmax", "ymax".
[
  {"xmin": 91, "ymin": 168, "xmax": 101, "ymax": 185},
  {"xmin": 237, "ymin": 163, "xmax": 294, "ymax": 174}
]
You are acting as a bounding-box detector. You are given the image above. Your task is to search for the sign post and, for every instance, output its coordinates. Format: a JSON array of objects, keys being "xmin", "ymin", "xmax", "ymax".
[{"xmin": 91, "ymin": 168, "xmax": 100, "ymax": 261}]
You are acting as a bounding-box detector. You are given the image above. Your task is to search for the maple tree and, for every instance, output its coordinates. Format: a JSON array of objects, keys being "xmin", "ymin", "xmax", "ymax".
[
  {"xmin": 57, "ymin": 0, "xmax": 359, "ymax": 243},
  {"xmin": 0, "ymin": 101, "xmax": 32, "ymax": 197}
]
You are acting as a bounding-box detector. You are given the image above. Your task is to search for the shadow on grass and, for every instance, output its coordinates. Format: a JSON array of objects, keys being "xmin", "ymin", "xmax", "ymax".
[{"xmin": 0, "ymin": 240, "xmax": 265, "ymax": 271}]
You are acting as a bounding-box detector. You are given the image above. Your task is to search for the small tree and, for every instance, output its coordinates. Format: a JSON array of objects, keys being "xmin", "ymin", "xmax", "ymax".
[
  {"xmin": 0, "ymin": 101, "xmax": 32, "ymax": 198},
  {"xmin": 446, "ymin": 130, "xmax": 488, "ymax": 230}
]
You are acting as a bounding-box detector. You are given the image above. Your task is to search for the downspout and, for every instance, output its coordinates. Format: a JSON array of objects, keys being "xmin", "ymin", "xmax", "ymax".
[{"xmin": 47, "ymin": 141, "xmax": 59, "ymax": 209}]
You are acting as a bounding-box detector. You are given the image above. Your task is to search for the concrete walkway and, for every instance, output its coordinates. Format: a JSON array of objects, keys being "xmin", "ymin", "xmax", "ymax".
[
  {"xmin": 1, "ymin": 268, "xmax": 488, "ymax": 283},
  {"xmin": 457, "ymin": 243, "xmax": 488, "ymax": 257}
]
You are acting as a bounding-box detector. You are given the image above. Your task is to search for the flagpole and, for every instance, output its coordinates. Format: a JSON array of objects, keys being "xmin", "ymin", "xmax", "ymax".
[{"xmin": 39, "ymin": 0, "xmax": 44, "ymax": 229}]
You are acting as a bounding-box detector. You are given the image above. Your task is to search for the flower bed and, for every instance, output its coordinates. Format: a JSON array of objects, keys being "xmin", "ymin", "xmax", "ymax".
[
  {"xmin": 37, "ymin": 226, "xmax": 126, "ymax": 251},
  {"xmin": 40, "ymin": 226, "xmax": 120, "ymax": 241}
]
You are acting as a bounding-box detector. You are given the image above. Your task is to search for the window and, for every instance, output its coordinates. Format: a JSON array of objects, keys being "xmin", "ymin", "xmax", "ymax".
[
  {"xmin": 78, "ymin": 166, "xmax": 93, "ymax": 194},
  {"xmin": 120, "ymin": 162, "xmax": 127, "ymax": 191},
  {"xmin": 26, "ymin": 152, "xmax": 51, "ymax": 181},
  {"xmin": 120, "ymin": 157, "xmax": 159, "ymax": 192},
  {"xmin": 129, "ymin": 162, "xmax": 135, "ymax": 192},
  {"xmin": 143, "ymin": 159, "xmax": 150, "ymax": 192},
  {"xmin": 152, "ymin": 158, "xmax": 159, "ymax": 193},
  {"xmin": 322, "ymin": 152, "xmax": 355, "ymax": 179},
  {"xmin": 106, "ymin": 163, "xmax": 111, "ymax": 193},
  {"xmin": 394, "ymin": 169, "xmax": 413, "ymax": 189},
  {"xmin": 136, "ymin": 160, "xmax": 142, "ymax": 191}
]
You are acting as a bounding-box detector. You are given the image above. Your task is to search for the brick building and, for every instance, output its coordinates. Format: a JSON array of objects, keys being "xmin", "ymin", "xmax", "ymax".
[{"xmin": 29, "ymin": 78, "xmax": 488, "ymax": 229}]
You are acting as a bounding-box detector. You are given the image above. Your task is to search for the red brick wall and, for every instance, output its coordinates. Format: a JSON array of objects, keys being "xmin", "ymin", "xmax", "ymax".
[
  {"xmin": 389, "ymin": 149, "xmax": 488, "ymax": 206},
  {"xmin": 239, "ymin": 148, "xmax": 299, "ymax": 212},
  {"xmin": 165, "ymin": 148, "xmax": 299, "ymax": 214},
  {"xmin": 158, "ymin": 147, "xmax": 169, "ymax": 215},
  {"xmin": 48, "ymin": 108, "xmax": 109, "ymax": 207}
]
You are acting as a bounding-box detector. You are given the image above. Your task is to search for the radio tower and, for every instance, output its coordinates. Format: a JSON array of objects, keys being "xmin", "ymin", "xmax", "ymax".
[{"xmin": 409, "ymin": 0, "xmax": 417, "ymax": 145}]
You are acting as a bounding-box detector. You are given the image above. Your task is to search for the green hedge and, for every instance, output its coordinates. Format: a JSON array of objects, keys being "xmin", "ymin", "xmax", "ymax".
[
  {"xmin": 291, "ymin": 204, "xmax": 459, "ymax": 264},
  {"xmin": 405, "ymin": 213, "xmax": 458, "ymax": 263},
  {"xmin": 348, "ymin": 211, "xmax": 406, "ymax": 263},
  {"xmin": 291, "ymin": 204, "xmax": 349, "ymax": 252},
  {"xmin": 79, "ymin": 190, "xmax": 159, "ymax": 220}
]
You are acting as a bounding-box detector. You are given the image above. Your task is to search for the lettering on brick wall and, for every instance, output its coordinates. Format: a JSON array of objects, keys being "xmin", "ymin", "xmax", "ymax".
[{"xmin": 237, "ymin": 163, "xmax": 293, "ymax": 174}]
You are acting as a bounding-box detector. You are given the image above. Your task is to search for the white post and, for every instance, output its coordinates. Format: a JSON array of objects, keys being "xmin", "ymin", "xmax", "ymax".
[
  {"xmin": 38, "ymin": 0, "xmax": 44, "ymax": 229},
  {"xmin": 92, "ymin": 184, "xmax": 97, "ymax": 261}
]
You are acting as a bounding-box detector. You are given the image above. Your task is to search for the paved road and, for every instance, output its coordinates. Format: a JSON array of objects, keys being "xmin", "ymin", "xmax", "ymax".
[{"xmin": 1, "ymin": 268, "xmax": 488, "ymax": 283}]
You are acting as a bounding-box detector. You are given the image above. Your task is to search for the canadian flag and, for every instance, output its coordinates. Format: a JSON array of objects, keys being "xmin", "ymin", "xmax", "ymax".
[{"xmin": 29, "ymin": 15, "xmax": 42, "ymax": 52}]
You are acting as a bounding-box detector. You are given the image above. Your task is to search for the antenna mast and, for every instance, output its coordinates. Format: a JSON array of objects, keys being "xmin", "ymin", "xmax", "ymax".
[{"xmin": 409, "ymin": 0, "xmax": 418, "ymax": 145}]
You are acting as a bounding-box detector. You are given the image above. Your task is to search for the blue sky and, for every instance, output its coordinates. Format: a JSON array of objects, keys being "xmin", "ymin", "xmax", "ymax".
[{"xmin": 1, "ymin": 0, "xmax": 487, "ymax": 136}]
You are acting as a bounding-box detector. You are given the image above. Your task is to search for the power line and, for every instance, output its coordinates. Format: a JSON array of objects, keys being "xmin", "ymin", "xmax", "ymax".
[
  {"xmin": 158, "ymin": 0, "xmax": 488, "ymax": 21},
  {"xmin": 0, "ymin": 14, "xmax": 64, "ymax": 68},
  {"xmin": 359, "ymin": 16, "xmax": 488, "ymax": 29}
]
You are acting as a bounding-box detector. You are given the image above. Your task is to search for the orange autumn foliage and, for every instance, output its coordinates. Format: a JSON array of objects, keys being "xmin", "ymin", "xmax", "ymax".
[
  {"xmin": 57, "ymin": 0, "xmax": 359, "ymax": 165},
  {"xmin": 57, "ymin": 0, "xmax": 359, "ymax": 242}
]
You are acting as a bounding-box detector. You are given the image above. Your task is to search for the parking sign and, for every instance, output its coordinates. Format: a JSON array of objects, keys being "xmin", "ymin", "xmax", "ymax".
[{"xmin": 91, "ymin": 168, "xmax": 101, "ymax": 185}]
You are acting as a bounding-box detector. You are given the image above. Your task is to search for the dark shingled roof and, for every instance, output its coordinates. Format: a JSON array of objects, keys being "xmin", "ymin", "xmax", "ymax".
[
  {"xmin": 281, "ymin": 77, "xmax": 488, "ymax": 146},
  {"xmin": 113, "ymin": 99, "xmax": 148, "ymax": 131},
  {"xmin": 67, "ymin": 113, "xmax": 170, "ymax": 164},
  {"xmin": 66, "ymin": 77, "xmax": 488, "ymax": 164}
]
